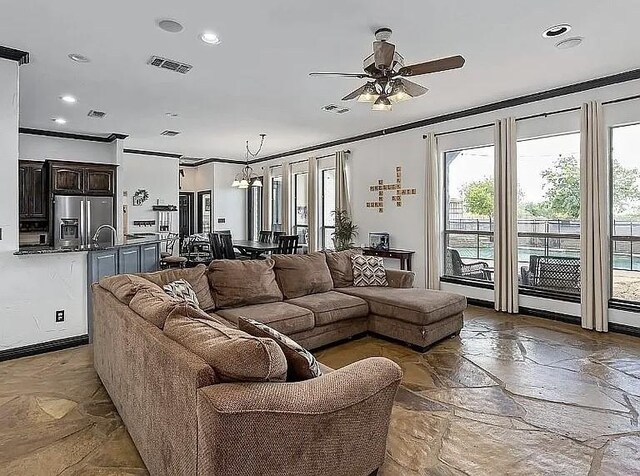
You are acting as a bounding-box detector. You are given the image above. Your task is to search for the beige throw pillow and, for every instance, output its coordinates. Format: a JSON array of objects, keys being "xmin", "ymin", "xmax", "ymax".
[
  {"xmin": 272, "ymin": 252, "xmax": 334, "ymax": 299},
  {"xmin": 208, "ymin": 259, "xmax": 283, "ymax": 309},
  {"xmin": 139, "ymin": 264, "xmax": 216, "ymax": 311},
  {"xmin": 238, "ymin": 317, "xmax": 321, "ymax": 382},
  {"xmin": 164, "ymin": 304, "xmax": 287, "ymax": 382}
]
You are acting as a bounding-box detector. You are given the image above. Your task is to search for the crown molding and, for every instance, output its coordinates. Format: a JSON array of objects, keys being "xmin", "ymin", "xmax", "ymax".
[
  {"xmin": 0, "ymin": 46, "xmax": 29, "ymax": 65},
  {"xmin": 19, "ymin": 128, "xmax": 128, "ymax": 143}
]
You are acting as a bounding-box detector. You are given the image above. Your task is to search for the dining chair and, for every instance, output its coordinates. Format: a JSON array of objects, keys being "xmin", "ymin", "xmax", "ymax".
[
  {"xmin": 160, "ymin": 233, "xmax": 187, "ymax": 269},
  {"xmin": 276, "ymin": 235, "xmax": 299, "ymax": 255},
  {"xmin": 272, "ymin": 231, "xmax": 285, "ymax": 244},
  {"xmin": 258, "ymin": 230, "xmax": 272, "ymax": 243},
  {"xmin": 208, "ymin": 233, "xmax": 225, "ymax": 260}
]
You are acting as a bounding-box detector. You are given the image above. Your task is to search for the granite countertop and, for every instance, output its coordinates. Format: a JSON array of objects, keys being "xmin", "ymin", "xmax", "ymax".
[{"xmin": 14, "ymin": 234, "xmax": 164, "ymax": 256}]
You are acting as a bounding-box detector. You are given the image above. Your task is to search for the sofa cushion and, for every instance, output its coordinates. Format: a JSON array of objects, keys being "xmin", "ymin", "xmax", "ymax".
[
  {"xmin": 272, "ymin": 252, "xmax": 333, "ymax": 299},
  {"xmin": 98, "ymin": 274, "xmax": 162, "ymax": 305},
  {"xmin": 208, "ymin": 259, "xmax": 283, "ymax": 309},
  {"xmin": 216, "ymin": 302, "xmax": 314, "ymax": 335},
  {"xmin": 338, "ymin": 287, "xmax": 467, "ymax": 326},
  {"xmin": 286, "ymin": 291, "xmax": 369, "ymax": 327},
  {"xmin": 163, "ymin": 304, "xmax": 287, "ymax": 382},
  {"xmin": 139, "ymin": 264, "xmax": 216, "ymax": 311},
  {"xmin": 324, "ymin": 249, "xmax": 363, "ymax": 288},
  {"xmin": 352, "ymin": 255, "xmax": 388, "ymax": 287},
  {"xmin": 129, "ymin": 286, "xmax": 181, "ymax": 329},
  {"xmin": 238, "ymin": 317, "xmax": 322, "ymax": 382}
]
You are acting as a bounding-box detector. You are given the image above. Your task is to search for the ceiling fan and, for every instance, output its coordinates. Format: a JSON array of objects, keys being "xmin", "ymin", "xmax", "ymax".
[{"xmin": 309, "ymin": 28, "xmax": 465, "ymax": 111}]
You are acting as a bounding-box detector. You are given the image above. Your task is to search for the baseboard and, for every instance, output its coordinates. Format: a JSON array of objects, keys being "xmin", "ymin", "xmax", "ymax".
[
  {"xmin": 466, "ymin": 300, "xmax": 639, "ymax": 338},
  {"xmin": 0, "ymin": 335, "xmax": 89, "ymax": 362}
]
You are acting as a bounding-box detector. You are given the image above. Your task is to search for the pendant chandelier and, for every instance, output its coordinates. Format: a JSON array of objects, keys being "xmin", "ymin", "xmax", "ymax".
[{"xmin": 232, "ymin": 134, "xmax": 266, "ymax": 189}]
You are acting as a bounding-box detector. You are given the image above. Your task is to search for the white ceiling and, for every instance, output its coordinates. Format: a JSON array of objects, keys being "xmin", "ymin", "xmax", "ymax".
[{"xmin": 3, "ymin": 0, "xmax": 640, "ymax": 160}]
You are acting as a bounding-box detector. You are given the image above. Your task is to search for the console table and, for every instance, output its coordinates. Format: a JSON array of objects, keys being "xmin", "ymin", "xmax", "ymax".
[{"xmin": 362, "ymin": 247, "xmax": 415, "ymax": 271}]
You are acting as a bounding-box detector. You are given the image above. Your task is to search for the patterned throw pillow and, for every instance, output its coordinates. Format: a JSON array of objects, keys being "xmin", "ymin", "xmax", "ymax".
[
  {"xmin": 163, "ymin": 279, "xmax": 200, "ymax": 309},
  {"xmin": 238, "ymin": 317, "xmax": 322, "ymax": 381},
  {"xmin": 351, "ymin": 255, "xmax": 389, "ymax": 287}
]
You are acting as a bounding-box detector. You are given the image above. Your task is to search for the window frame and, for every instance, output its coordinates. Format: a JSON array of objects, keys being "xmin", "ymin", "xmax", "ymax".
[
  {"xmin": 608, "ymin": 121, "xmax": 640, "ymax": 311},
  {"xmin": 515, "ymin": 131, "xmax": 582, "ymax": 303},
  {"xmin": 441, "ymin": 147, "xmax": 495, "ymax": 289},
  {"xmin": 293, "ymin": 171, "xmax": 308, "ymax": 244},
  {"xmin": 320, "ymin": 167, "xmax": 336, "ymax": 250}
]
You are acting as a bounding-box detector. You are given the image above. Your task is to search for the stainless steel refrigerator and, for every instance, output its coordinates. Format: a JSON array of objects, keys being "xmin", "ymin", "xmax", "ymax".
[{"xmin": 53, "ymin": 195, "xmax": 115, "ymax": 248}]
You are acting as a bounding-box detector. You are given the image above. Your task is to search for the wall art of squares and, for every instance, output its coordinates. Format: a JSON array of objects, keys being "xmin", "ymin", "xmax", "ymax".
[{"xmin": 365, "ymin": 166, "xmax": 417, "ymax": 213}]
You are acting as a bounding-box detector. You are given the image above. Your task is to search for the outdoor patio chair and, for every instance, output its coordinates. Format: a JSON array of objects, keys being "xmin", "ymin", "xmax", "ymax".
[
  {"xmin": 521, "ymin": 255, "xmax": 581, "ymax": 293},
  {"xmin": 445, "ymin": 249, "xmax": 491, "ymax": 280}
]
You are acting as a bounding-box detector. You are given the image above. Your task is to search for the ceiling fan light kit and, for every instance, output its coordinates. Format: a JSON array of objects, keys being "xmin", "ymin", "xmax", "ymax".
[{"xmin": 310, "ymin": 27, "xmax": 464, "ymax": 111}]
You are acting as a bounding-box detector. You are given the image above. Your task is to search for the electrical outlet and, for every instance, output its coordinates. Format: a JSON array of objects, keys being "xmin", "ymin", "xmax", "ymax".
[{"xmin": 55, "ymin": 310, "xmax": 65, "ymax": 323}]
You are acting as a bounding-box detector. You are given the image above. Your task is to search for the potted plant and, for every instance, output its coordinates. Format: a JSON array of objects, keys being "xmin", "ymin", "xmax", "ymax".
[{"xmin": 331, "ymin": 210, "xmax": 358, "ymax": 251}]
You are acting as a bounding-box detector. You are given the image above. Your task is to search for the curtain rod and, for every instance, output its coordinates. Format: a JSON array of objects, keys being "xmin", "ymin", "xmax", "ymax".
[{"xmin": 424, "ymin": 93, "xmax": 640, "ymax": 139}]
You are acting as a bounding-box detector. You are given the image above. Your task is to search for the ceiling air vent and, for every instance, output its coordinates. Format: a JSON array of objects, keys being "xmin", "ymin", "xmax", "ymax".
[
  {"xmin": 161, "ymin": 130, "xmax": 181, "ymax": 137},
  {"xmin": 322, "ymin": 104, "xmax": 350, "ymax": 114},
  {"xmin": 87, "ymin": 110, "xmax": 106, "ymax": 118},
  {"xmin": 147, "ymin": 55, "xmax": 192, "ymax": 74}
]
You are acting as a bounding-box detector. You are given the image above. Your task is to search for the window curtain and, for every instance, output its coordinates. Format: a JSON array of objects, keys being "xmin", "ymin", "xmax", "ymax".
[
  {"xmin": 580, "ymin": 101, "xmax": 609, "ymax": 332},
  {"xmin": 281, "ymin": 162, "xmax": 291, "ymax": 234},
  {"xmin": 424, "ymin": 132, "xmax": 441, "ymax": 289},
  {"xmin": 261, "ymin": 166, "xmax": 272, "ymax": 231},
  {"xmin": 308, "ymin": 157, "xmax": 318, "ymax": 252},
  {"xmin": 335, "ymin": 150, "xmax": 351, "ymax": 217},
  {"xmin": 494, "ymin": 117, "xmax": 519, "ymax": 313}
]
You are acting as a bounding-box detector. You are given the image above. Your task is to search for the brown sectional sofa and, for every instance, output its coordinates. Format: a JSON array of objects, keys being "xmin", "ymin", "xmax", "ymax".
[{"xmin": 92, "ymin": 250, "xmax": 466, "ymax": 476}]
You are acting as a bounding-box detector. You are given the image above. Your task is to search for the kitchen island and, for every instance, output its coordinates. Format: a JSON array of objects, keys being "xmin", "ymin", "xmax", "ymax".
[{"xmin": 15, "ymin": 234, "xmax": 163, "ymax": 342}]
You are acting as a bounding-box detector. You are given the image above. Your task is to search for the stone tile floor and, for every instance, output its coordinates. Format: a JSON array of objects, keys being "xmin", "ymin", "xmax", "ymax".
[{"xmin": 1, "ymin": 306, "xmax": 639, "ymax": 475}]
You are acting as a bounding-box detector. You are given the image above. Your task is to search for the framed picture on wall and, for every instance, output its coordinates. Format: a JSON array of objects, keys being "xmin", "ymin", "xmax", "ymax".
[{"xmin": 369, "ymin": 232, "xmax": 390, "ymax": 251}]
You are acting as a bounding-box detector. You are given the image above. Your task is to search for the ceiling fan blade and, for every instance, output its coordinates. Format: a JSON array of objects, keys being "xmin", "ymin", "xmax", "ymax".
[
  {"xmin": 342, "ymin": 84, "xmax": 368, "ymax": 101},
  {"xmin": 398, "ymin": 55, "xmax": 465, "ymax": 77},
  {"xmin": 309, "ymin": 72, "xmax": 372, "ymax": 79},
  {"xmin": 398, "ymin": 78, "xmax": 428, "ymax": 97}
]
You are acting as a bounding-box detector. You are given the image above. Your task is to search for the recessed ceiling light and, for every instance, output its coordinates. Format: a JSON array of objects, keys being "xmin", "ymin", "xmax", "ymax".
[
  {"xmin": 157, "ymin": 19, "xmax": 184, "ymax": 33},
  {"xmin": 52, "ymin": 118, "xmax": 67, "ymax": 125},
  {"xmin": 200, "ymin": 32, "xmax": 221, "ymax": 45},
  {"xmin": 60, "ymin": 95, "xmax": 77, "ymax": 104},
  {"xmin": 556, "ymin": 37, "xmax": 583, "ymax": 50},
  {"xmin": 68, "ymin": 53, "xmax": 91, "ymax": 63},
  {"xmin": 543, "ymin": 24, "xmax": 572, "ymax": 38}
]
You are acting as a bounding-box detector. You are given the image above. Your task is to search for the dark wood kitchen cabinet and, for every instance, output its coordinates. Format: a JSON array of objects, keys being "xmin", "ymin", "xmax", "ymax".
[
  {"xmin": 49, "ymin": 161, "xmax": 116, "ymax": 196},
  {"xmin": 18, "ymin": 160, "xmax": 48, "ymax": 220}
]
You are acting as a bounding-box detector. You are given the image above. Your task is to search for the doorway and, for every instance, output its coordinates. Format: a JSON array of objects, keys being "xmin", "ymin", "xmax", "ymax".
[
  {"xmin": 179, "ymin": 192, "xmax": 194, "ymax": 239},
  {"xmin": 197, "ymin": 190, "xmax": 212, "ymax": 234}
]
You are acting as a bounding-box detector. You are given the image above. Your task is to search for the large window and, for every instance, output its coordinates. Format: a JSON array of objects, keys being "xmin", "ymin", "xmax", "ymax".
[
  {"xmin": 517, "ymin": 133, "xmax": 581, "ymax": 298},
  {"xmin": 293, "ymin": 172, "xmax": 308, "ymax": 244},
  {"xmin": 610, "ymin": 123, "xmax": 640, "ymax": 305},
  {"xmin": 247, "ymin": 180, "xmax": 262, "ymax": 241},
  {"xmin": 443, "ymin": 146, "xmax": 495, "ymax": 284},
  {"xmin": 321, "ymin": 168, "xmax": 335, "ymax": 249},
  {"xmin": 271, "ymin": 175, "xmax": 282, "ymax": 232}
]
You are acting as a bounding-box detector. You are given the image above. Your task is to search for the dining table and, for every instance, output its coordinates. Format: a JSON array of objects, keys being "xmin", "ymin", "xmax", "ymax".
[{"xmin": 232, "ymin": 240, "xmax": 280, "ymax": 259}]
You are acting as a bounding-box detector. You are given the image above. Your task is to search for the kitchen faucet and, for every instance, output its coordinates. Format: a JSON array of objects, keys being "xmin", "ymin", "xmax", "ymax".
[{"xmin": 92, "ymin": 224, "xmax": 117, "ymax": 246}]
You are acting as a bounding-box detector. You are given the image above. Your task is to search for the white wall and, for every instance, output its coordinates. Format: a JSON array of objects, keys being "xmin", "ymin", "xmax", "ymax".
[
  {"xmin": 120, "ymin": 152, "xmax": 179, "ymax": 235},
  {"xmin": 19, "ymin": 133, "xmax": 118, "ymax": 163},
  {"xmin": 213, "ymin": 163, "xmax": 246, "ymax": 239},
  {"xmin": 0, "ymin": 60, "xmax": 89, "ymax": 350},
  {"xmin": 179, "ymin": 162, "xmax": 247, "ymax": 239}
]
